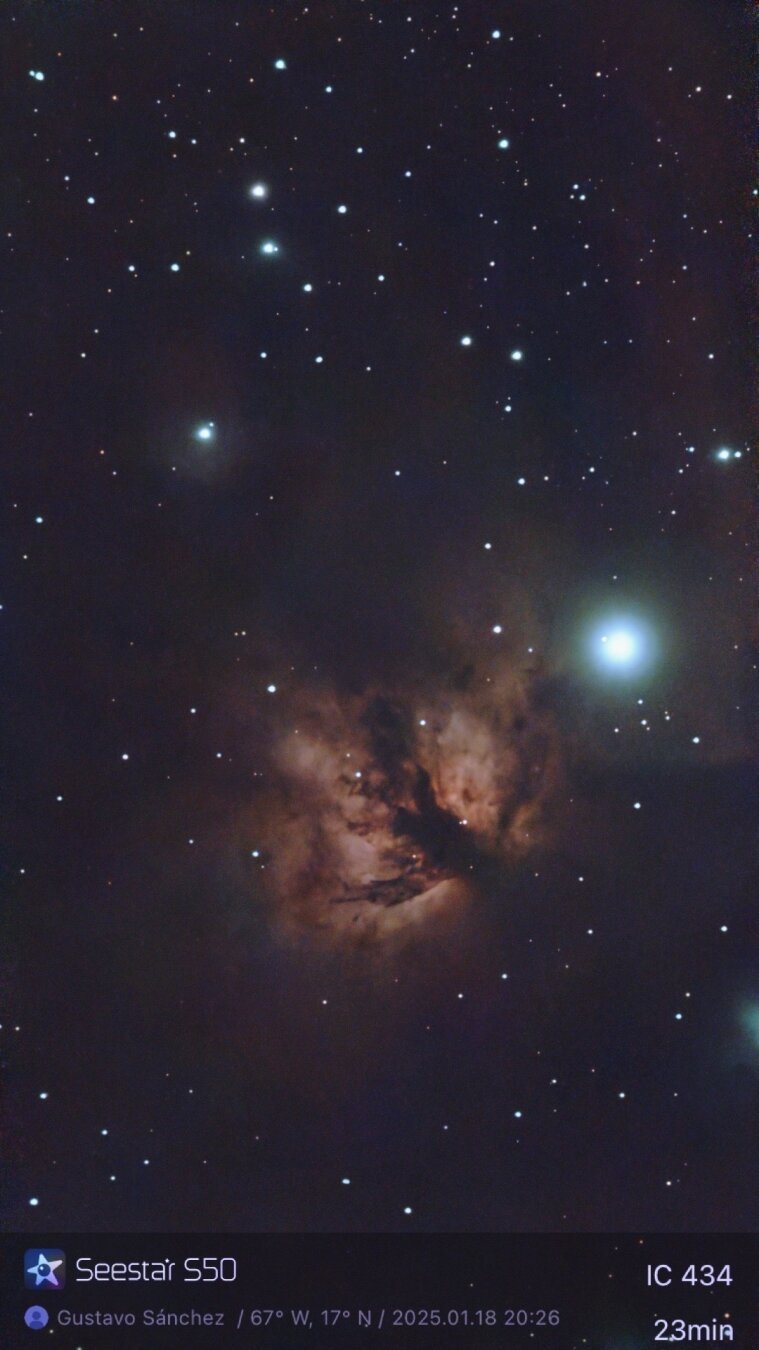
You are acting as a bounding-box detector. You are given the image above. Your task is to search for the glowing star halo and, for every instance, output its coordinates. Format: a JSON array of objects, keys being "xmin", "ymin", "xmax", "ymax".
[
  {"xmin": 601, "ymin": 629, "xmax": 637, "ymax": 663},
  {"xmin": 591, "ymin": 617, "xmax": 654, "ymax": 674}
]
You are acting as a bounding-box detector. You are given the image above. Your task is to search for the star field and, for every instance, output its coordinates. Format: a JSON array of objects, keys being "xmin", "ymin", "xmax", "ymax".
[{"xmin": 2, "ymin": 1, "xmax": 756, "ymax": 1234}]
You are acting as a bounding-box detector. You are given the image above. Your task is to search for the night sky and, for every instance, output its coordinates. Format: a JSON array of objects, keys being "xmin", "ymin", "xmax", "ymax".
[{"xmin": 3, "ymin": 1, "xmax": 756, "ymax": 1234}]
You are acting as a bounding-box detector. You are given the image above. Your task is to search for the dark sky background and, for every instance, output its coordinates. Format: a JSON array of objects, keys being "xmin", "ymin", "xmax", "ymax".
[{"xmin": 2, "ymin": 0, "xmax": 756, "ymax": 1233}]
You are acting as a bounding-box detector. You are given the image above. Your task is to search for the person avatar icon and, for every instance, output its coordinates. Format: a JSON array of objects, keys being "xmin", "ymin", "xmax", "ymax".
[{"xmin": 24, "ymin": 1305, "xmax": 49, "ymax": 1329}]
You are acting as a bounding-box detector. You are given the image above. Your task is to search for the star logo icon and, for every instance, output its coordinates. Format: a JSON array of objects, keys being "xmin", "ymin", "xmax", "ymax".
[{"xmin": 24, "ymin": 1249, "xmax": 65, "ymax": 1291}]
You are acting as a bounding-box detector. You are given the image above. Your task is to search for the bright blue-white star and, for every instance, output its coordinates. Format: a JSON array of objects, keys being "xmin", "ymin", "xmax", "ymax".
[
  {"xmin": 260, "ymin": 240, "xmax": 280, "ymax": 256},
  {"xmin": 601, "ymin": 629, "xmax": 637, "ymax": 663},
  {"xmin": 194, "ymin": 422, "xmax": 215, "ymax": 443},
  {"xmin": 590, "ymin": 617, "xmax": 655, "ymax": 675},
  {"xmin": 249, "ymin": 182, "xmax": 269, "ymax": 200}
]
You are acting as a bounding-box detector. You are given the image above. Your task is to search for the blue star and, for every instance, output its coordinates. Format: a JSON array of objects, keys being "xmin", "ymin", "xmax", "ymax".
[{"xmin": 27, "ymin": 1254, "xmax": 63, "ymax": 1288}]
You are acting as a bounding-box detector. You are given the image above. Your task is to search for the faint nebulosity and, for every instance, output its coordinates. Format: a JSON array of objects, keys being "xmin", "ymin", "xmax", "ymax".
[{"xmin": 3, "ymin": 1, "xmax": 756, "ymax": 1233}]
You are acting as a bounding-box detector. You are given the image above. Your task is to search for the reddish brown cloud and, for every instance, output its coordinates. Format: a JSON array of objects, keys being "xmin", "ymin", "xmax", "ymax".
[{"xmin": 238, "ymin": 648, "xmax": 562, "ymax": 946}]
